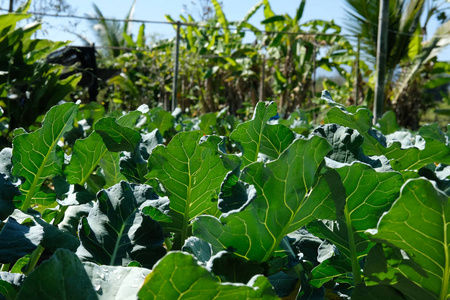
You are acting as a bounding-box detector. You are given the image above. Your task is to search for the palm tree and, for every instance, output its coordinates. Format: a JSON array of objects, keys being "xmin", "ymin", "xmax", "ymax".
[
  {"xmin": 88, "ymin": 0, "xmax": 137, "ymax": 58},
  {"xmin": 344, "ymin": 0, "xmax": 450, "ymax": 128}
]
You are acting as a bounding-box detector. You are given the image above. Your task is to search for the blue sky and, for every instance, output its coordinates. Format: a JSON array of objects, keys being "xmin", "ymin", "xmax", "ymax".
[{"xmin": 31, "ymin": 0, "xmax": 450, "ymax": 61}]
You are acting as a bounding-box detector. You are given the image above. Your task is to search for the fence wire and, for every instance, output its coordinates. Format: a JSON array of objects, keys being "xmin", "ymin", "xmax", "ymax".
[{"xmin": 1, "ymin": 8, "xmax": 449, "ymax": 38}]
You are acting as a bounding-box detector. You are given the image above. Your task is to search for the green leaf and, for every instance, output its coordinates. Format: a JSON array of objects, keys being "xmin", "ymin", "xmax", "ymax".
[
  {"xmin": 217, "ymin": 171, "xmax": 257, "ymax": 213},
  {"xmin": 0, "ymin": 272, "xmax": 25, "ymax": 300},
  {"xmin": 119, "ymin": 130, "xmax": 163, "ymax": 184},
  {"xmin": 146, "ymin": 131, "xmax": 236, "ymax": 249},
  {"xmin": 211, "ymin": 0, "xmax": 230, "ymax": 45},
  {"xmin": 119, "ymin": 152, "xmax": 148, "ymax": 184},
  {"xmin": 16, "ymin": 249, "xmax": 97, "ymax": 300},
  {"xmin": 137, "ymin": 252, "xmax": 278, "ymax": 300},
  {"xmin": 65, "ymin": 132, "xmax": 107, "ymax": 185},
  {"xmin": 261, "ymin": 15, "xmax": 286, "ymax": 24},
  {"xmin": 94, "ymin": 117, "xmax": 141, "ymax": 153},
  {"xmin": 142, "ymin": 205, "xmax": 172, "ymax": 223},
  {"xmin": 181, "ymin": 236, "xmax": 212, "ymax": 264},
  {"xmin": 294, "ymin": 0, "xmax": 306, "ymax": 23},
  {"xmin": 325, "ymin": 106, "xmax": 450, "ymax": 170},
  {"xmin": 352, "ymin": 283, "xmax": 407, "ymax": 300},
  {"xmin": 199, "ymin": 113, "xmax": 218, "ymax": 135},
  {"xmin": 193, "ymin": 136, "xmax": 334, "ymax": 262},
  {"xmin": 230, "ymin": 102, "xmax": 295, "ymax": 167},
  {"xmin": 33, "ymin": 217, "xmax": 80, "ymax": 252},
  {"xmin": 0, "ymin": 14, "xmax": 30, "ymax": 33},
  {"xmin": 140, "ymin": 130, "xmax": 163, "ymax": 160},
  {"xmin": 98, "ymin": 151, "xmax": 127, "ymax": 189},
  {"xmin": 384, "ymin": 128, "xmax": 450, "ymax": 171},
  {"xmin": 311, "ymin": 124, "xmax": 391, "ymax": 171},
  {"xmin": 0, "ymin": 148, "xmax": 14, "ymax": 180},
  {"xmin": 53, "ymin": 176, "xmax": 96, "ymax": 206},
  {"xmin": 308, "ymin": 162, "xmax": 403, "ymax": 287},
  {"xmin": 1, "ymin": 208, "xmax": 79, "ymax": 262},
  {"xmin": 418, "ymin": 123, "xmax": 448, "ymax": 145},
  {"xmin": 0, "ymin": 174, "xmax": 21, "ymax": 221},
  {"xmin": 424, "ymin": 77, "xmax": 450, "ymax": 89},
  {"xmin": 376, "ymin": 111, "xmax": 399, "ymax": 135},
  {"xmin": 57, "ymin": 203, "xmax": 92, "ymax": 237},
  {"xmin": 117, "ymin": 110, "xmax": 143, "ymax": 128},
  {"xmin": 366, "ymin": 178, "xmax": 450, "ymax": 300},
  {"xmin": 83, "ymin": 263, "xmax": 150, "ymax": 300},
  {"xmin": 209, "ymin": 251, "xmax": 267, "ymax": 284},
  {"xmin": 77, "ymin": 181, "xmax": 166, "ymax": 268},
  {"xmin": 363, "ymin": 244, "xmax": 435, "ymax": 300},
  {"xmin": 146, "ymin": 108, "xmax": 175, "ymax": 137},
  {"xmin": 408, "ymin": 25, "xmax": 422, "ymax": 60},
  {"xmin": 136, "ymin": 24, "xmax": 146, "ymax": 48},
  {"xmin": 324, "ymin": 106, "xmax": 383, "ymax": 156},
  {"xmin": 12, "ymin": 103, "xmax": 78, "ymax": 210},
  {"xmin": 0, "ymin": 217, "xmax": 43, "ymax": 264}
]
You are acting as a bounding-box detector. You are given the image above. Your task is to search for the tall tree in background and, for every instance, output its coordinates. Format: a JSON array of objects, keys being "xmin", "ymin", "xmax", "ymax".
[
  {"xmin": 88, "ymin": 0, "xmax": 137, "ymax": 57},
  {"xmin": 344, "ymin": 0, "xmax": 450, "ymax": 128}
]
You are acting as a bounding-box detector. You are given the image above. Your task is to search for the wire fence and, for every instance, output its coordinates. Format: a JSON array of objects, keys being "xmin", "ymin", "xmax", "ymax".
[
  {"xmin": 2, "ymin": 8, "xmax": 449, "ymax": 38},
  {"xmin": 1, "ymin": 6, "xmax": 449, "ymax": 115}
]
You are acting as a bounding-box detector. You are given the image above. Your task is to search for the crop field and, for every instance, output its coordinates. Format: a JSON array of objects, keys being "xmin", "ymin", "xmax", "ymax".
[
  {"xmin": 0, "ymin": 96, "xmax": 449, "ymax": 299},
  {"xmin": 1, "ymin": 0, "xmax": 450, "ymax": 299}
]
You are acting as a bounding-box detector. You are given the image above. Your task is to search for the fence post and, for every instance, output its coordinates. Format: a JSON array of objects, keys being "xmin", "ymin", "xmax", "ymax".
[
  {"xmin": 355, "ymin": 37, "xmax": 360, "ymax": 105},
  {"xmin": 374, "ymin": 0, "xmax": 389, "ymax": 123},
  {"xmin": 259, "ymin": 53, "xmax": 265, "ymax": 102},
  {"xmin": 172, "ymin": 21, "xmax": 181, "ymax": 111},
  {"xmin": 312, "ymin": 43, "xmax": 316, "ymax": 98}
]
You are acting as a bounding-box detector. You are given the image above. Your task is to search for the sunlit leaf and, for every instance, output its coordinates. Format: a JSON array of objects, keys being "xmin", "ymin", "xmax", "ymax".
[
  {"xmin": 138, "ymin": 252, "xmax": 278, "ymax": 300},
  {"xmin": 194, "ymin": 136, "xmax": 334, "ymax": 262},
  {"xmin": 12, "ymin": 103, "xmax": 78, "ymax": 209}
]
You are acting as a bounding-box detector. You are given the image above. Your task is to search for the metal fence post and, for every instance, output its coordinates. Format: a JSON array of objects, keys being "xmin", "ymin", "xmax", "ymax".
[
  {"xmin": 172, "ymin": 21, "xmax": 181, "ymax": 111},
  {"xmin": 374, "ymin": 0, "xmax": 389, "ymax": 123},
  {"xmin": 312, "ymin": 43, "xmax": 316, "ymax": 98},
  {"xmin": 355, "ymin": 36, "xmax": 360, "ymax": 105},
  {"xmin": 259, "ymin": 52, "xmax": 266, "ymax": 102}
]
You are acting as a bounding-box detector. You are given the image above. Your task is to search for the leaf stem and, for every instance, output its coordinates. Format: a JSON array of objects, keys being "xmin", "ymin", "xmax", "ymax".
[
  {"xmin": 164, "ymin": 237, "xmax": 173, "ymax": 252},
  {"xmin": 180, "ymin": 157, "xmax": 192, "ymax": 249},
  {"xmin": 440, "ymin": 211, "xmax": 449, "ymax": 300},
  {"xmin": 1, "ymin": 263, "xmax": 10, "ymax": 272},
  {"xmin": 52, "ymin": 205, "xmax": 68, "ymax": 226},
  {"xmin": 344, "ymin": 206, "xmax": 363, "ymax": 286},
  {"xmin": 293, "ymin": 262, "xmax": 304, "ymax": 278},
  {"xmin": 23, "ymin": 244, "xmax": 45, "ymax": 275}
]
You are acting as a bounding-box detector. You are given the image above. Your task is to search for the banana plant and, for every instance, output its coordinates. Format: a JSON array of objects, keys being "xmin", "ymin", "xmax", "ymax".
[
  {"xmin": 89, "ymin": 0, "xmax": 137, "ymax": 58},
  {"xmin": 261, "ymin": 0, "xmax": 342, "ymax": 114}
]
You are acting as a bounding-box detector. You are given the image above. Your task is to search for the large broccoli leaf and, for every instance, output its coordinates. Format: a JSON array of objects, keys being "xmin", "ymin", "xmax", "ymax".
[
  {"xmin": 146, "ymin": 131, "xmax": 238, "ymax": 249},
  {"xmin": 77, "ymin": 181, "xmax": 166, "ymax": 268},
  {"xmin": 15, "ymin": 249, "xmax": 97, "ymax": 300},
  {"xmin": 230, "ymin": 101, "xmax": 295, "ymax": 166},
  {"xmin": 138, "ymin": 252, "xmax": 278, "ymax": 300},
  {"xmin": 12, "ymin": 103, "xmax": 78, "ymax": 209},
  {"xmin": 366, "ymin": 178, "xmax": 450, "ymax": 300},
  {"xmin": 193, "ymin": 136, "xmax": 334, "ymax": 262},
  {"xmin": 307, "ymin": 163, "xmax": 403, "ymax": 287}
]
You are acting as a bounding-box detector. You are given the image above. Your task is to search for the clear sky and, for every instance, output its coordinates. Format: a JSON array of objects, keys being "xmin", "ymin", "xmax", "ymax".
[{"xmin": 16, "ymin": 0, "xmax": 450, "ymax": 61}]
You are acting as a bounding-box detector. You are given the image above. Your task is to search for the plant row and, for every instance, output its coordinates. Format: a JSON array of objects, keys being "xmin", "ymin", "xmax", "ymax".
[{"xmin": 0, "ymin": 93, "xmax": 449, "ymax": 299}]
